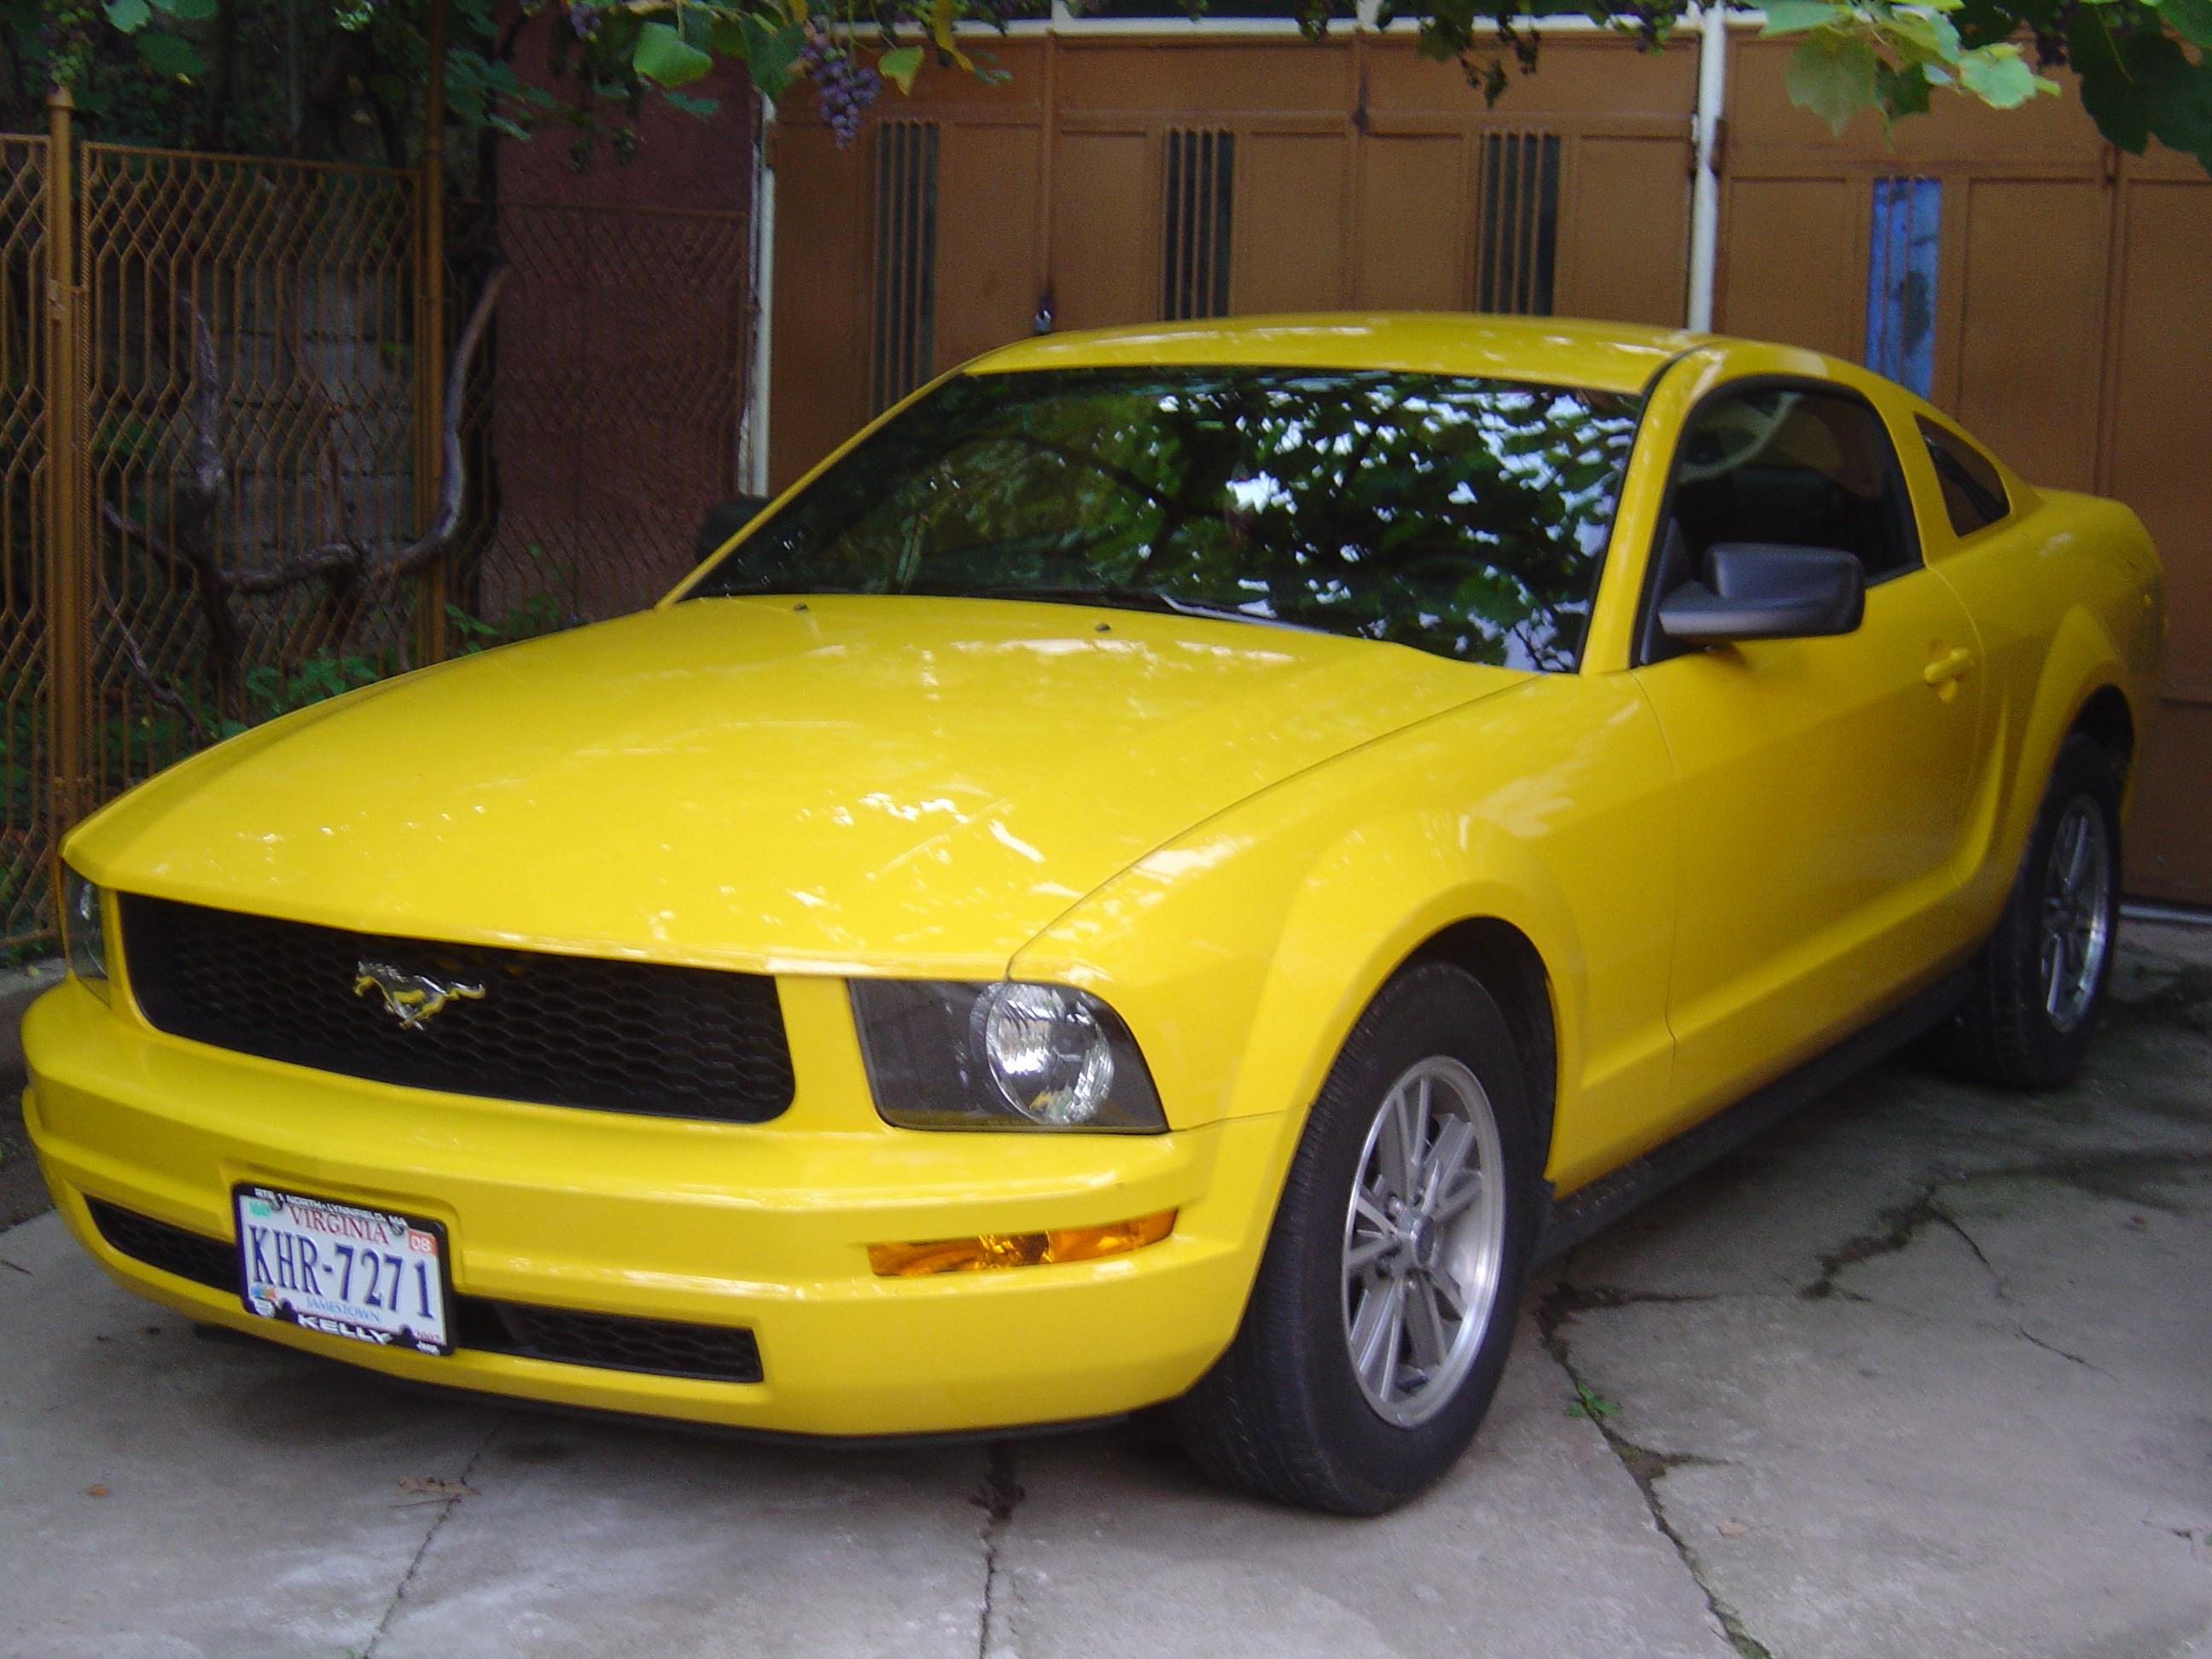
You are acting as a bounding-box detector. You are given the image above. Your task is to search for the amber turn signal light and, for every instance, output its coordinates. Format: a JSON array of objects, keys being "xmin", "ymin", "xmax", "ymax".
[{"xmin": 868, "ymin": 1209, "xmax": 1177, "ymax": 1278}]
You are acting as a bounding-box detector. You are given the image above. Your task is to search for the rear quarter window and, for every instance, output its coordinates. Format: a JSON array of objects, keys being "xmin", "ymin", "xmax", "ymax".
[{"xmin": 1917, "ymin": 416, "xmax": 2011, "ymax": 538}]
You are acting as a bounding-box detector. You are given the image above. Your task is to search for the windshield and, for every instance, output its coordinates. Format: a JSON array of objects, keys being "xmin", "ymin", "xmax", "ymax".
[{"xmin": 687, "ymin": 366, "xmax": 1641, "ymax": 670}]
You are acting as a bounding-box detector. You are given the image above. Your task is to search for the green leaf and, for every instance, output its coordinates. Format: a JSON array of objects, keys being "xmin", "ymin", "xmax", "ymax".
[
  {"xmin": 147, "ymin": 0, "xmax": 217, "ymax": 18},
  {"xmin": 1957, "ymin": 44, "xmax": 2051, "ymax": 108},
  {"xmin": 2155, "ymin": 0, "xmax": 2212, "ymax": 49},
  {"xmin": 1877, "ymin": 57, "xmax": 1936, "ymax": 118},
  {"xmin": 1761, "ymin": 0, "xmax": 1837, "ymax": 35},
  {"xmin": 878, "ymin": 44, "xmax": 923, "ymax": 92},
  {"xmin": 136, "ymin": 30, "xmax": 205, "ymax": 77},
  {"xmin": 1885, "ymin": 9, "xmax": 1964, "ymax": 63},
  {"xmin": 632, "ymin": 20, "xmax": 713, "ymax": 87},
  {"xmin": 1784, "ymin": 32, "xmax": 1881, "ymax": 131},
  {"xmin": 738, "ymin": 15, "xmax": 806, "ymax": 102},
  {"xmin": 102, "ymin": 0, "xmax": 149, "ymax": 30}
]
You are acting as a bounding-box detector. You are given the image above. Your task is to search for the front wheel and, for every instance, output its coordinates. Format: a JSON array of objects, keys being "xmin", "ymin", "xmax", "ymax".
[
  {"xmin": 1173, "ymin": 963, "xmax": 1541, "ymax": 1514},
  {"xmin": 1940, "ymin": 731, "xmax": 2124, "ymax": 1089}
]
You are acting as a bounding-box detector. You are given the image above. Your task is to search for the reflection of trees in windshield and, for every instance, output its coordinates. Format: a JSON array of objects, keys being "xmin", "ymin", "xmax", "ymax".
[{"xmin": 693, "ymin": 367, "xmax": 1640, "ymax": 670}]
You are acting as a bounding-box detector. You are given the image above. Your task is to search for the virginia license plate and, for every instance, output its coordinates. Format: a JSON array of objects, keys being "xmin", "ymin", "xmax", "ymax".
[{"xmin": 233, "ymin": 1185, "xmax": 452, "ymax": 1355}]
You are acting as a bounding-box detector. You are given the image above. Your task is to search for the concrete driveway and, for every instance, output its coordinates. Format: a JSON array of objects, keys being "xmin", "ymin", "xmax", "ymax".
[{"xmin": 3, "ymin": 924, "xmax": 2207, "ymax": 1659}]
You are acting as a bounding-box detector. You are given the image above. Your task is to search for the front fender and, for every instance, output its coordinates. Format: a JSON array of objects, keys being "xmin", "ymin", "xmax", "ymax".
[{"xmin": 1011, "ymin": 672, "xmax": 1679, "ymax": 1192}]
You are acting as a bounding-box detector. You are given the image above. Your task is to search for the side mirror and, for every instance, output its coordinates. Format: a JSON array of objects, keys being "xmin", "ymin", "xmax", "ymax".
[
  {"xmin": 1657, "ymin": 544, "xmax": 1866, "ymax": 646},
  {"xmin": 696, "ymin": 494, "xmax": 772, "ymax": 560}
]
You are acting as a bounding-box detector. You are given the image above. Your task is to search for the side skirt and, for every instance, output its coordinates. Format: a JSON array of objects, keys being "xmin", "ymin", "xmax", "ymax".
[{"xmin": 1534, "ymin": 969, "xmax": 1975, "ymax": 1263}]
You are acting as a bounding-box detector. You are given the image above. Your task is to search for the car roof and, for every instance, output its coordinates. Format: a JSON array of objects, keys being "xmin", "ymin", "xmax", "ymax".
[{"xmin": 965, "ymin": 313, "xmax": 1717, "ymax": 398}]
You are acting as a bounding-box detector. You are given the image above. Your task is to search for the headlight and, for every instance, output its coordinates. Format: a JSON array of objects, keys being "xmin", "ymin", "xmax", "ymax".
[
  {"xmin": 850, "ymin": 979, "xmax": 1166, "ymax": 1132},
  {"xmin": 61, "ymin": 867, "xmax": 110, "ymax": 995}
]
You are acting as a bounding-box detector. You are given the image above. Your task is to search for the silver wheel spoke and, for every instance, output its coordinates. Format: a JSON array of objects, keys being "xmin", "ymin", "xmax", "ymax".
[
  {"xmin": 1351, "ymin": 1188, "xmax": 1392, "ymax": 1234},
  {"xmin": 1344, "ymin": 1233, "xmax": 1394, "ymax": 1275},
  {"xmin": 1377, "ymin": 1094, "xmax": 1415, "ymax": 1206},
  {"xmin": 1353, "ymin": 1276, "xmax": 1409, "ymax": 1399},
  {"xmin": 1432, "ymin": 1166, "xmax": 1485, "ymax": 1224},
  {"xmin": 1419, "ymin": 1117, "xmax": 1476, "ymax": 1215},
  {"xmin": 1414, "ymin": 1276, "xmax": 1455, "ymax": 1368},
  {"xmin": 1348, "ymin": 1281, "xmax": 1393, "ymax": 1386}
]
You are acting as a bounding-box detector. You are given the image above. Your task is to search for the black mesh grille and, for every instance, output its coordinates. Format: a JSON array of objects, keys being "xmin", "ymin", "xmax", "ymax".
[
  {"xmin": 119, "ymin": 894, "xmax": 795, "ymax": 1122},
  {"xmin": 87, "ymin": 1198, "xmax": 236, "ymax": 1291},
  {"xmin": 458, "ymin": 1301, "xmax": 766, "ymax": 1383},
  {"xmin": 87, "ymin": 1201, "xmax": 765, "ymax": 1385}
]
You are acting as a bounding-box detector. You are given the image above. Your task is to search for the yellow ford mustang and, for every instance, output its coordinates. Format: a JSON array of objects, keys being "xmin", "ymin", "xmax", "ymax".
[{"xmin": 25, "ymin": 316, "xmax": 2163, "ymax": 1513}]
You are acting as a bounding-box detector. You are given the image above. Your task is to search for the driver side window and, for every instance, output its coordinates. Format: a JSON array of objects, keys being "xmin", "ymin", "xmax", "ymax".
[
  {"xmin": 1673, "ymin": 386, "xmax": 1916, "ymax": 579},
  {"xmin": 1641, "ymin": 384, "xmax": 1918, "ymax": 663}
]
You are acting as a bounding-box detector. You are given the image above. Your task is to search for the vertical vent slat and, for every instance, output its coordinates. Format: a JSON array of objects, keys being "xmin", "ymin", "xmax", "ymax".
[
  {"xmin": 1161, "ymin": 128, "xmax": 1236, "ymax": 323},
  {"xmin": 1476, "ymin": 131, "xmax": 1562, "ymax": 318},
  {"xmin": 871, "ymin": 119, "xmax": 940, "ymax": 411}
]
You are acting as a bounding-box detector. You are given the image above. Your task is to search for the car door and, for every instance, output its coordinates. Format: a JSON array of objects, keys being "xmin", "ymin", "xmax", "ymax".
[{"xmin": 1631, "ymin": 376, "xmax": 1986, "ymax": 1121}]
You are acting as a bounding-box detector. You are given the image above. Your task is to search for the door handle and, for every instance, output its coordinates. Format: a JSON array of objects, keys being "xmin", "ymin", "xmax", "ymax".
[{"xmin": 1924, "ymin": 645, "xmax": 1976, "ymax": 689}]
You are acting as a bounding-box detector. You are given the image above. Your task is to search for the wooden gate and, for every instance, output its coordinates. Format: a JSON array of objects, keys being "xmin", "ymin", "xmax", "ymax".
[{"xmin": 768, "ymin": 31, "xmax": 1697, "ymax": 487}]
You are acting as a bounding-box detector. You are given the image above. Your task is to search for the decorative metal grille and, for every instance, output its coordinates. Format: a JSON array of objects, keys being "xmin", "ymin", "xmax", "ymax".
[
  {"xmin": 1162, "ymin": 128, "xmax": 1235, "ymax": 322},
  {"xmin": 0, "ymin": 126, "xmax": 751, "ymax": 957},
  {"xmin": 77, "ymin": 146, "xmax": 422, "ymax": 802},
  {"xmin": 0, "ymin": 137, "xmax": 47, "ymax": 950},
  {"xmin": 870, "ymin": 119, "xmax": 939, "ymax": 411},
  {"xmin": 1476, "ymin": 131, "xmax": 1562, "ymax": 317}
]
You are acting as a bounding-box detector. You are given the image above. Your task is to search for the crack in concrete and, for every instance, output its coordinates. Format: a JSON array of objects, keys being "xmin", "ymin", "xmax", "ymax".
[
  {"xmin": 1800, "ymin": 1178, "xmax": 1959, "ymax": 1301},
  {"xmin": 361, "ymin": 1422, "xmax": 500, "ymax": 1658},
  {"xmin": 1802, "ymin": 1149, "xmax": 2212, "ymax": 1302},
  {"xmin": 1537, "ymin": 1265, "xmax": 1777, "ymax": 1659},
  {"xmin": 2015, "ymin": 1324, "xmax": 2110, "ymax": 1377},
  {"xmin": 971, "ymin": 1441, "xmax": 1024, "ymax": 1659}
]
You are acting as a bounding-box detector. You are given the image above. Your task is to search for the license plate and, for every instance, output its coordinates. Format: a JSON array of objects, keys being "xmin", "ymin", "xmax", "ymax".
[{"xmin": 233, "ymin": 1185, "xmax": 452, "ymax": 1356}]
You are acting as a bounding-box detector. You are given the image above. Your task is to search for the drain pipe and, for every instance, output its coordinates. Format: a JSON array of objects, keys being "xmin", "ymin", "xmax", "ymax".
[
  {"xmin": 741, "ymin": 91, "xmax": 777, "ymax": 497},
  {"xmin": 1686, "ymin": 3, "xmax": 1729, "ymax": 332}
]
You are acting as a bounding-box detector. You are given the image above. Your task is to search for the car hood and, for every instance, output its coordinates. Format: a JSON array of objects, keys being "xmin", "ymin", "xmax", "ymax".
[{"xmin": 69, "ymin": 595, "xmax": 1517, "ymax": 972}]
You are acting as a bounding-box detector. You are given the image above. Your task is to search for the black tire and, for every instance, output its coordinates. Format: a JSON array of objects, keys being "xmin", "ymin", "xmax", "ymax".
[
  {"xmin": 1938, "ymin": 731, "xmax": 2125, "ymax": 1090},
  {"xmin": 1173, "ymin": 963, "xmax": 1543, "ymax": 1515}
]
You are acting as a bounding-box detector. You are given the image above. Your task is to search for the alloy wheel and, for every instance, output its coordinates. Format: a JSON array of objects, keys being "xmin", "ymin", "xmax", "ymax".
[
  {"xmin": 1341, "ymin": 1056, "xmax": 1508, "ymax": 1427},
  {"xmin": 2040, "ymin": 795, "xmax": 2112, "ymax": 1035}
]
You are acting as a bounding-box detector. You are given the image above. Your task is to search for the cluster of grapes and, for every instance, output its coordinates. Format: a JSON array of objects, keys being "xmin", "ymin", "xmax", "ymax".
[
  {"xmin": 568, "ymin": 3, "xmax": 604, "ymax": 41},
  {"xmin": 800, "ymin": 28, "xmax": 882, "ymax": 147}
]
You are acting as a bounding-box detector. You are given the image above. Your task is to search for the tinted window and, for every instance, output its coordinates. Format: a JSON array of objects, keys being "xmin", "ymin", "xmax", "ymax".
[
  {"xmin": 1918, "ymin": 416, "xmax": 2011, "ymax": 538},
  {"xmin": 690, "ymin": 367, "xmax": 1642, "ymax": 671},
  {"xmin": 1668, "ymin": 387, "xmax": 1917, "ymax": 583}
]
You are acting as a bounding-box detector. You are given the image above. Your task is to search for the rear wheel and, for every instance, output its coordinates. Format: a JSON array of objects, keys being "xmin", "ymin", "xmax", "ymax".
[
  {"xmin": 1173, "ymin": 963, "xmax": 1541, "ymax": 1514},
  {"xmin": 1940, "ymin": 731, "xmax": 2124, "ymax": 1089}
]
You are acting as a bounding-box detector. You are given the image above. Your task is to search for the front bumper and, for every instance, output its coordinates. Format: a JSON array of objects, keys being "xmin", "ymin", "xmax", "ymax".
[{"xmin": 23, "ymin": 976, "xmax": 1287, "ymax": 1436}]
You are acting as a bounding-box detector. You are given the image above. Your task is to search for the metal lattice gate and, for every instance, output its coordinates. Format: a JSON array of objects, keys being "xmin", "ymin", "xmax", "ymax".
[{"xmin": 0, "ymin": 112, "xmax": 750, "ymax": 955}]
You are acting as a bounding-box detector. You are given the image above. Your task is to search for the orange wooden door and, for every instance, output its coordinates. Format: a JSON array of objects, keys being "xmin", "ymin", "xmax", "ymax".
[{"xmin": 769, "ymin": 29, "xmax": 1697, "ymax": 486}]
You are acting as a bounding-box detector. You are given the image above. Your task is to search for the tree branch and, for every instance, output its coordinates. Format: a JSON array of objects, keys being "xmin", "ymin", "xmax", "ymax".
[
  {"xmin": 379, "ymin": 265, "xmax": 509, "ymax": 585},
  {"xmin": 100, "ymin": 591, "xmax": 211, "ymax": 744}
]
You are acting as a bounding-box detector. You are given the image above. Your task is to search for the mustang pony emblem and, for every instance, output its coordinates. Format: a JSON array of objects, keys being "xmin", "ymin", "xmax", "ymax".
[{"xmin": 352, "ymin": 960, "xmax": 485, "ymax": 1031}]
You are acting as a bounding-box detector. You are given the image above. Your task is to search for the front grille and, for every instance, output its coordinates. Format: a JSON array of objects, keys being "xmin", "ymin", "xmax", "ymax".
[
  {"xmin": 88, "ymin": 1201, "xmax": 765, "ymax": 1386},
  {"xmin": 119, "ymin": 894, "xmax": 795, "ymax": 1122}
]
